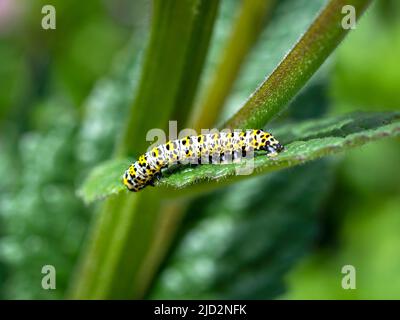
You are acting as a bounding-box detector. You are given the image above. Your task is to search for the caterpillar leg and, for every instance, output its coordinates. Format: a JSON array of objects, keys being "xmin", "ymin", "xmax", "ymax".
[
  {"xmin": 209, "ymin": 154, "xmax": 222, "ymax": 164},
  {"xmin": 232, "ymin": 151, "xmax": 241, "ymax": 164},
  {"xmin": 220, "ymin": 152, "xmax": 234, "ymax": 164},
  {"xmin": 154, "ymin": 171, "xmax": 162, "ymax": 180},
  {"xmin": 189, "ymin": 162, "xmax": 199, "ymax": 168},
  {"xmin": 161, "ymin": 164, "xmax": 181, "ymax": 176},
  {"xmin": 148, "ymin": 171, "xmax": 163, "ymax": 187}
]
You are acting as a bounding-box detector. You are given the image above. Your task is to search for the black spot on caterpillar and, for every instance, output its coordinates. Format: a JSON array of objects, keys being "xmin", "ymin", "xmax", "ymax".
[{"xmin": 123, "ymin": 129, "xmax": 284, "ymax": 192}]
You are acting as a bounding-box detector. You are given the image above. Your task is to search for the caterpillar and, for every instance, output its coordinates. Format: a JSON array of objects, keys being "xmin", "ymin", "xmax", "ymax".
[{"xmin": 123, "ymin": 129, "xmax": 284, "ymax": 192}]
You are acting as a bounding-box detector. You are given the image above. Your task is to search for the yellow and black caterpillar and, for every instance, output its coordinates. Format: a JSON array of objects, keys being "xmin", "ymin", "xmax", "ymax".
[{"xmin": 123, "ymin": 129, "xmax": 284, "ymax": 192}]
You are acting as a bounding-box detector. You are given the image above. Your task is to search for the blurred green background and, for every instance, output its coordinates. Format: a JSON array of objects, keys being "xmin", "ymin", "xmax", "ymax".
[{"xmin": 0, "ymin": 0, "xmax": 399, "ymax": 299}]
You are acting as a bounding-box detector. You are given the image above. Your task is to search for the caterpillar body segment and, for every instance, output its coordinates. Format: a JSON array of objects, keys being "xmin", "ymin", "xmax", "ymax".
[{"xmin": 123, "ymin": 129, "xmax": 284, "ymax": 192}]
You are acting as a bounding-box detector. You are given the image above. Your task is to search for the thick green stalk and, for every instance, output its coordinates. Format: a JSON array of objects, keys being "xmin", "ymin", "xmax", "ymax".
[
  {"xmin": 173, "ymin": 0, "xmax": 220, "ymax": 127},
  {"xmin": 70, "ymin": 0, "xmax": 219, "ymax": 299},
  {"xmin": 225, "ymin": 0, "xmax": 372, "ymax": 129},
  {"xmin": 117, "ymin": 0, "xmax": 217, "ymax": 155}
]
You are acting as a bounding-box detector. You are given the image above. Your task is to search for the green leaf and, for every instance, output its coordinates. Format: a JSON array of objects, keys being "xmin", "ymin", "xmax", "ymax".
[
  {"xmin": 77, "ymin": 158, "xmax": 132, "ymax": 204},
  {"xmin": 163, "ymin": 112, "xmax": 400, "ymax": 190},
  {"xmin": 78, "ymin": 112, "xmax": 400, "ymax": 203}
]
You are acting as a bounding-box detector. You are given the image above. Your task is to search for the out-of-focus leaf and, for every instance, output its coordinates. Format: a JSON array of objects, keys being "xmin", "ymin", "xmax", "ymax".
[
  {"xmin": 212, "ymin": 162, "xmax": 334, "ymax": 299},
  {"xmin": 0, "ymin": 104, "xmax": 88, "ymax": 299},
  {"xmin": 285, "ymin": 189, "xmax": 400, "ymax": 299},
  {"xmin": 76, "ymin": 39, "xmax": 146, "ymax": 166},
  {"xmin": 0, "ymin": 0, "xmax": 148, "ymax": 299},
  {"xmin": 0, "ymin": 45, "xmax": 28, "ymax": 122},
  {"xmin": 331, "ymin": 1, "xmax": 400, "ymax": 112},
  {"xmin": 151, "ymin": 160, "xmax": 336, "ymax": 299},
  {"xmin": 78, "ymin": 112, "xmax": 400, "ymax": 203}
]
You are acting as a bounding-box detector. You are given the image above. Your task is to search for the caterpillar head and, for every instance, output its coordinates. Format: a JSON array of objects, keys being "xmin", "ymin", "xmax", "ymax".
[
  {"xmin": 262, "ymin": 133, "xmax": 284, "ymax": 157},
  {"xmin": 123, "ymin": 170, "xmax": 134, "ymax": 190}
]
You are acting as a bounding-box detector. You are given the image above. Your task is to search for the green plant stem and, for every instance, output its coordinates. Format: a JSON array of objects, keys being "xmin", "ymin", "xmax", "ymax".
[
  {"xmin": 173, "ymin": 0, "xmax": 220, "ymax": 127},
  {"xmin": 69, "ymin": 0, "xmax": 219, "ymax": 299},
  {"xmin": 117, "ymin": 0, "xmax": 218, "ymax": 155},
  {"xmin": 224, "ymin": 0, "xmax": 373, "ymax": 129},
  {"xmin": 193, "ymin": 0, "xmax": 275, "ymax": 130}
]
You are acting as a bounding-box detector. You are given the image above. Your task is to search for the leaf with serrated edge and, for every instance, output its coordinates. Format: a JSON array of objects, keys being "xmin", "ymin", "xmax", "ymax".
[{"xmin": 78, "ymin": 112, "xmax": 400, "ymax": 204}]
